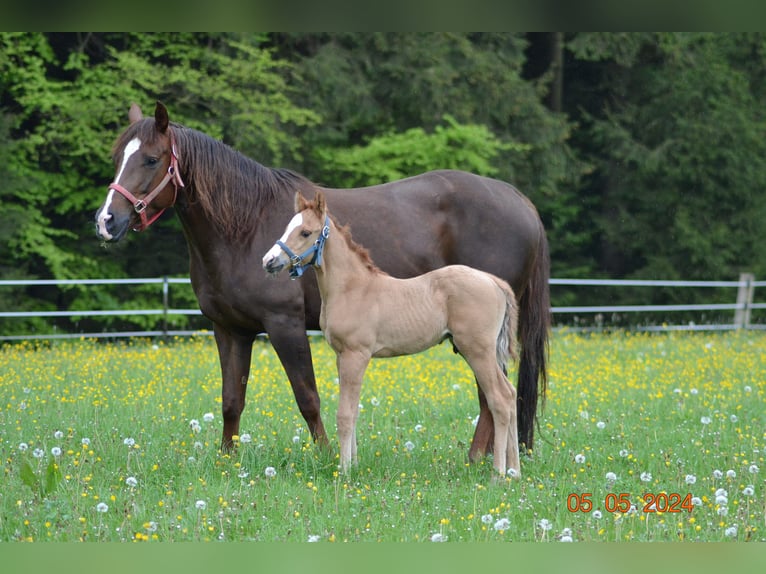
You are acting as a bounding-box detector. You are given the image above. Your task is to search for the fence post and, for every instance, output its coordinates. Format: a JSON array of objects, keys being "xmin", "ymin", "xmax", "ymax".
[
  {"xmin": 162, "ymin": 276, "xmax": 169, "ymax": 338},
  {"xmin": 734, "ymin": 272, "xmax": 755, "ymax": 329}
]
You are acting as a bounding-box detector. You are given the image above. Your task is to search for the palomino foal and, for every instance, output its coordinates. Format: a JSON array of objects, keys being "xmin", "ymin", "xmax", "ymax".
[{"xmin": 263, "ymin": 191, "xmax": 521, "ymax": 477}]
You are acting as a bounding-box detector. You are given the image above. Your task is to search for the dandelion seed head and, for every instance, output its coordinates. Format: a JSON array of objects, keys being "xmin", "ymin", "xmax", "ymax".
[
  {"xmin": 640, "ymin": 471, "xmax": 652, "ymax": 482},
  {"xmin": 538, "ymin": 518, "xmax": 552, "ymax": 531},
  {"xmin": 126, "ymin": 476, "xmax": 138, "ymax": 488},
  {"xmin": 726, "ymin": 469, "xmax": 736, "ymax": 479},
  {"xmin": 431, "ymin": 533, "xmax": 447, "ymax": 542},
  {"xmin": 748, "ymin": 464, "xmax": 759, "ymax": 474},
  {"xmin": 700, "ymin": 416, "xmax": 711, "ymax": 425},
  {"xmin": 596, "ymin": 421, "xmax": 606, "ymax": 430},
  {"xmin": 742, "ymin": 485, "xmax": 754, "ymax": 496},
  {"xmin": 239, "ymin": 433, "xmax": 252, "ymax": 444},
  {"xmin": 481, "ymin": 514, "xmax": 493, "ymax": 525},
  {"xmin": 123, "ymin": 437, "xmax": 135, "ymax": 447},
  {"xmin": 619, "ymin": 449, "xmax": 629, "ymax": 458},
  {"xmin": 605, "ymin": 471, "xmax": 617, "ymax": 481},
  {"xmin": 51, "ymin": 447, "xmax": 62, "ymax": 457},
  {"xmin": 506, "ymin": 468, "xmax": 518, "ymax": 478},
  {"xmin": 81, "ymin": 438, "xmax": 91, "ymax": 446},
  {"xmin": 592, "ymin": 510, "xmax": 603, "ymax": 519},
  {"xmin": 54, "ymin": 430, "xmax": 64, "ymax": 439},
  {"xmin": 189, "ymin": 420, "xmax": 201, "ymax": 433},
  {"xmin": 404, "ymin": 441, "xmax": 415, "ymax": 452},
  {"xmin": 713, "ymin": 469, "xmax": 723, "ymax": 479},
  {"xmin": 33, "ymin": 448, "xmax": 44, "ymax": 459},
  {"xmin": 203, "ymin": 412, "xmax": 214, "ymax": 423},
  {"xmin": 195, "ymin": 500, "xmax": 206, "ymax": 510},
  {"xmin": 685, "ymin": 474, "xmax": 696, "ymax": 485},
  {"xmin": 494, "ymin": 518, "xmax": 511, "ymax": 531},
  {"xmin": 690, "ymin": 388, "xmax": 698, "ymax": 395},
  {"xmin": 307, "ymin": 534, "xmax": 321, "ymax": 542},
  {"xmin": 18, "ymin": 442, "xmax": 28, "ymax": 452},
  {"xmin": 264, "ymin": 466, "xmax": 277, "ymax": 478},
  {"xmin": 575, "ymin": 454, "xmax": 586, "ymax": 464},
  {"xmin": 96, "ymin": 502, "xmax": 109, "ymax": 513},
  {"xmin": 724, "ymin": 525, "xmax": 737, "ymax": 537}
]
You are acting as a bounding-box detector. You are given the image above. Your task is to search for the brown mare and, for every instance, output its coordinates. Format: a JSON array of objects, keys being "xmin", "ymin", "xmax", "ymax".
[
  {"xmin": 263, "ymin": 192, "xmax": 521, "ymax": 476},
  {"xmin": 94, "ymin": 102, "xmax": 550, "ymax": 460}
]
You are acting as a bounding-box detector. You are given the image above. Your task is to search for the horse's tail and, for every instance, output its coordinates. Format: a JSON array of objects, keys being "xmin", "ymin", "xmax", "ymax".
[
  {"xmin": 493, "ymin": 277, "xmax": 519, "ymax": 374},
  {"xmin": 516, "ymin": 224, "xmax": 551, "ymax": 452}
]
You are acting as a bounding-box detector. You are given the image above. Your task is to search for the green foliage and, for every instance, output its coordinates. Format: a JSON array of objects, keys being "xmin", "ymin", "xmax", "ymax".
[
  {"xmin": 19, "ymin": 457, "xmax": 62, "ymax": 499},
  {"xmin": 315, "ymin": 115, "xmax": 525, "ymax": 188}
]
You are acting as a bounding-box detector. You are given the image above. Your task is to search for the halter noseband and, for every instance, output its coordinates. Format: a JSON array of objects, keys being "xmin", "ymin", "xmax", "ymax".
[
  {"xmin": 276, "ymin": 216, "xmax": 331, "ymax": 279},
  {"xmin": 108, "ymin": 129, "xmax": 185, "ymax": 232}
]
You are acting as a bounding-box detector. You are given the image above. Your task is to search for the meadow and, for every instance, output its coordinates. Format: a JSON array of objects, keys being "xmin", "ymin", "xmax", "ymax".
[{"xmin": 0, "ymin": 331, "xmax": 764, "ymax": 543}]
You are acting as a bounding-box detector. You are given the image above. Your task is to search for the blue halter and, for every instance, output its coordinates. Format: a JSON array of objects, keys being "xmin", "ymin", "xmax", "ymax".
[{"xmin": 276, "ymin": 216, "xmax": 331, "ymax": 279}]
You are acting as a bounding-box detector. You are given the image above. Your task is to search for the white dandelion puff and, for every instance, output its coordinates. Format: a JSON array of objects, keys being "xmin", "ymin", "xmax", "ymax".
[
  {"xmin": 640, "ymin": 472, "xmax": 652, "ymax": 483},
  {"xmin": 575, "ymin": 454, "xmax": 586, "ymax": 464},
  {"xmin": 685, "ymin": 474, "xmax": 696, "ymax": 485},
  {"xmin": 596, "ymin": 421, "xmax": 606, "ymax": 430},
  {"xmin": 605, "ymin": 471, "xmax": 617, "ymax": 482},
  {"xmin": 619, "ymin": 449, "xmax": 629, "ymax": 458},
  {"xmin": 81, "ymin": 437, "xmax": 91, "ymax": 447},
  {"xmin": 195, "ymin": 500, "xmax": 207, "ymax": 510},
  {"xmin": 239, "ymin": 433, "xmax": 252, "ymax": 444},
  {"xmin": 725, "ymin": 525, "xmax": 737, "ymax": 537},
  {"xmin": 33, "ymin": 448, "xmax": 45, "ymax": 459},
  {"xmin": 96, "ymin": 502, "xmax": 109, "ymax": 513},
  {"xmin": 494, "ymin": 518, "xmax": 511, "ymax": 531},
  {"xmin": 481, "ymin": 514, "xmax": 493, "ymax": 525},
  {"xmin": 125, "ymin": 476, "xmax": 138, "ymax": 488},
  {"xmin": 123, "ymin": 437, "xmax": 135, "ymax": 447},
  {"xmin": 538, "ymin": 518, "xmax": 553, "ymax": 531},
  {"xmin": 189, "ymin": 419, "xmax": 201, "ymax": 433},
  {"xmin": 18, "ymin": 442, "xmax": 29, "ymax": 452},
  {"xmin": 307, "ymin": 534, "xmax": 321, "ymax": 542},
  {"xmin": 430, "ymin": 533, "xmax": 447, "ymax": 542},
  {"xmin": 51, "ymin": 447, "xmax": 62, "ymax": 457},
  {"xmin": 203, "ymin": 412, "xmax": 214, "ymax": 423},
  {"xmin": 726, "ymin": 469, "xmax": 736, "ymax": 479},
  {"xmin": 700, "ymin": 416, "xmax": 711, "ymax": 425},
  {"xmin": 506, "ymin": 468, "xmax": 519, "ymax": 478},
  {"xmin": 264, "ymin": 466, "xmax": 277, "ymax": 478},
  {"xmin": 54, "ymin": 430, "xmax": 64, "ymax": 439},
  {"xmin": 742, "ymin": 485, "xmax": 754, "ymax": 496},
  {"xmin": 404, "ymin": 441, "xmax": 415, "ymax": 452},
  {"xmin": 592, "ymin": 510, "xmax": 603, "ymax": 519},
  {"xmin": 748, "ymin": 464, "xmax": 759, "ymax": 474},
  {"xmin": 713, "ymin": 469, "xmax": 723, "ymax": 479}
]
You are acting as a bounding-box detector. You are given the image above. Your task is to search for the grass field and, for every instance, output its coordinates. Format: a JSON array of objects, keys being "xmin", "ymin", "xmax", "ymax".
[{"xmin": 1, "ymin": 331, "xmax": 764, "ymax": 542}]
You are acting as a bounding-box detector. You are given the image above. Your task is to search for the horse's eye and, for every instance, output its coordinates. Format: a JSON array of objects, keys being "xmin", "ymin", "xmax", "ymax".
[
  {"xmin": 145, "ymin": 157, "xmax": 159, "ymax": 167},
  {"xmin": 300, "ymin": 230, "xmax": 311, "ymax": 238}
]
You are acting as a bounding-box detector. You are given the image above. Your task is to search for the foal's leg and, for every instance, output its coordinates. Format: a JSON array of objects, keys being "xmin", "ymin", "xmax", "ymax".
[
  {"xmin": 461, "ymin": 350, "xmax": 514, "ymax": 475},
  {"xmin": 336, "ymin": 350, "xmax": 371, "ymax": 472}
]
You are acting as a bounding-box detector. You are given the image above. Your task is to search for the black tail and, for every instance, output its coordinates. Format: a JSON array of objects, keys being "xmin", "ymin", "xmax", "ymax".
[{"xmin": 516, "ymin": 223, "xmax": 550, "ymax": 452}]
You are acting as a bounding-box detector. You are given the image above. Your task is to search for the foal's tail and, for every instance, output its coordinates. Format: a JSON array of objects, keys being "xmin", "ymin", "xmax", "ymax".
[{"xmin": 493, "ymin": 277, "xmax": 519, "ymax": 373}]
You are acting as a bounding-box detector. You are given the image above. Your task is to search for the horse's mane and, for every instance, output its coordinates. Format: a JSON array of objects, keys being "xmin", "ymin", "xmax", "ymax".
[
  {"xmin": 332, "ymin": 217, "xmax": 382, "ymax": 275},
  {"xmin": 112, "ymin": 119, "xmax": 312, "ymax": 239}
]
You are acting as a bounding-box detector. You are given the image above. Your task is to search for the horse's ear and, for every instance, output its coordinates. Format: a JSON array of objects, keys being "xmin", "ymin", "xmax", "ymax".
[
  {"xmin": 128, "ymin": 103, "xmax": 143, "ymax": 124},
  {"xmin": 154, "ymin": 100, "xmax": 169, "ymax": 134},
  {"xmin": 294, "ymin": 192, "xmax": 310, "ymax": 213},
  {"xmin": 315, "ymin": 190, "xmax": 327, "ymax": 217}
]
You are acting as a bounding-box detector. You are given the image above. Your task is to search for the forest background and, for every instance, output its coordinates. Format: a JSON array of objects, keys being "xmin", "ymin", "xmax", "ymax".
[{"xmin": 1, "ymin": 32, "xmax": 765, "ymax": 334}]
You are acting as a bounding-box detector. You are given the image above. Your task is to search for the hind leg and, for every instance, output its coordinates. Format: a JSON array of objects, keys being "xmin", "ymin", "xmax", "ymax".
[{"xmin": 459, "ymin": 347, "xmax": 514, "ymax": 475}]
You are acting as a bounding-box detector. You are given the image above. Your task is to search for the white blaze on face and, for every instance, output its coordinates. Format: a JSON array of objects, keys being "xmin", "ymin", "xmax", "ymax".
[
  {"xmin": 262, "ymin": 213, "xmax": 303, "ymax": 265},
  {"xmin": 96, "ymin": 137, "xmax": 142, "ymax": 240}
]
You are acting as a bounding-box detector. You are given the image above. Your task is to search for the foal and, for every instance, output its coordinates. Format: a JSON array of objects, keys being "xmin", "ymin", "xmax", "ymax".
[{"xmin": 263, "ymin": 191, "xmax": 521, "ymax": 477}]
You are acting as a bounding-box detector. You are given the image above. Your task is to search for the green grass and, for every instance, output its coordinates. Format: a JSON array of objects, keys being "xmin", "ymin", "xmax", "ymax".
[{"xmin": 0, "ymin": 331, "xmax": 764, "ymax": 542}]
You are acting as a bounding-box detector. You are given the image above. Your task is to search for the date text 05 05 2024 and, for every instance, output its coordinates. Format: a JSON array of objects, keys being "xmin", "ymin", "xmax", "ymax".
[{"xmin": 566, "ymin": 492, "xmax": 694, "ymax": 514}]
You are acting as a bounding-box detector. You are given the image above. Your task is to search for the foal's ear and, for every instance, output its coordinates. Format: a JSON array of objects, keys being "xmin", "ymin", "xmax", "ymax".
[
  {"xmin": 128, "ymin": 103, "xmax": 143, "ymax": 124},
  {"xmin": 154, "ymin": 100, "xmax": 169, "ymax": 134},
  {"xmin": 294, "ymin": 192, "xmax": 311, "ymax": 213},
  {"xmin": 315, "ymin": 190, "xmax": 327, "ymax": 217}
]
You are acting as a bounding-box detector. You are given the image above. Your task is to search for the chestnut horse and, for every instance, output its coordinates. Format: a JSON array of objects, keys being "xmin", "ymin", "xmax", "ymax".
[
  {"xmin": 263, "ymin": 191, "xmax": 521, "ymax": 476},
  {"xmin": 94, "ymin": 101, "xmax": 550, "ymax": 460}
]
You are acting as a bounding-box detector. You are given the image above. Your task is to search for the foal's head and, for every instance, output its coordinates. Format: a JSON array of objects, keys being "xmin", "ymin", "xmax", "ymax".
[{"xmin": 262, "ymin": 191, "xmax": 329, "ymax": 277}]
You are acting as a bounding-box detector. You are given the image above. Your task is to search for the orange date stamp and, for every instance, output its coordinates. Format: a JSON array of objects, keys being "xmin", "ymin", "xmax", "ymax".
[{"xmin": 567, "ymin": 492, "xmax": 694, "ymax": 513}]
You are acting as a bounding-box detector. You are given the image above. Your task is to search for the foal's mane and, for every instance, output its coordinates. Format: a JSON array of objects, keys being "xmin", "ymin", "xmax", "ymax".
[
  {"xmin": 112, "ymin": 118, "xmax": 312, "ymax": 239},
  {"xmin": 332, "ymin": 217, "xmax": 382, "ymax": 274}
]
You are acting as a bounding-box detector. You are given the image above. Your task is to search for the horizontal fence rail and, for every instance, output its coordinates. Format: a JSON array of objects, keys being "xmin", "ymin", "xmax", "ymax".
[{"xmin": 1, "ymin": 275, "xmax": 763, "ymax": 341}]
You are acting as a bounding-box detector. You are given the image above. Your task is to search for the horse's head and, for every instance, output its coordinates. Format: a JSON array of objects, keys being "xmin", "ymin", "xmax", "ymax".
[
  {"xmin": 95, "ymin": 101, "xmax": 184, "ymax": 241},
  {"xmin": 262, "ymin": 191, "xmax": 330, "ymax": 278}
]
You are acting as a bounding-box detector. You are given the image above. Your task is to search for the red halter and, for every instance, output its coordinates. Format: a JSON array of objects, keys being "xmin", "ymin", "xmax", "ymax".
[{"xmin": 108, "ymin": 129, "xmax": 185, "ymax": 231}]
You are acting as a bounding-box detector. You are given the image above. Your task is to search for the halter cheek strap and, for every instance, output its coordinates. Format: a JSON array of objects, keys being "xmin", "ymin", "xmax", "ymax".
[
  {"xmin": 108, "ymin": 129, "xmax": 185, "ymax": 232},
  {"xmin": 276, "ymin": 217, "xmax": 331, "ymax": 279}
]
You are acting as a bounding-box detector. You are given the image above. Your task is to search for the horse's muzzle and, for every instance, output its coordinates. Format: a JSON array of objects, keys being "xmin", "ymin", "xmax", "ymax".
[{"xmin": 262, "ymin": 254, "xmax": 287, "ymax": 276}]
